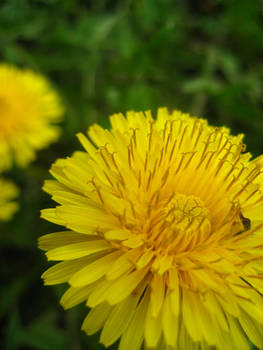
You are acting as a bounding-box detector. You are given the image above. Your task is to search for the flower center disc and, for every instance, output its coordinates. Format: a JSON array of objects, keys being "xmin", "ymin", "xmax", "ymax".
[
  {"xmin": 147, "ymin": 193, "xmax": 211, "ymax": 255},
  {"xmin": 165, "ymin": 193, "xmax": 211, "ymax": 234}
]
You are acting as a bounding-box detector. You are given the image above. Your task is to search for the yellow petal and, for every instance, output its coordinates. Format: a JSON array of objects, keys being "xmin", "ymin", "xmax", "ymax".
[
  {"xmin": 216, "ymin": 291, "xmax": 240, "ymax": 318},
  {"xmin": 41, "ymin": 255, "xmax": 97, "ymax": 285},
  {"xmin": 150, "ymin": 274, "xmax": 165, "ymax": 317},
  {"xmin": 122, "ymin": 235, "xmax": 145, "ymax": 248},
  {"xmin": 242, "ymin": 203, "xmax": 263, "ymax": 221},
  {"xmin": 56, "ymin": 205, "xmax": 116, "ymax": 231},
  {"xmin": 191, "ymin": 269, "xmax": 226, "ymax": 293},
  {"xmin": 168, "ymin": 269, "xmax": 180, "ymax": 316},
  {"xmin": 109, "ymin": 113, "xmax": 128, "ymax": 133},
  {"xmin": 60, "ymin": 284, "xmax": 97, "ymax": 309},
  {"xmin": 81, "ymin": 302, "xmax": 113, "ymax": 335},
  {"xmin": 144, "ymin": 306, "xmax": 162, "ymax": 348},
  {"xmin": 77, "ymin": 133, "xmax": 97, "ymax": 159},
  {"xmin": 239, "ymin": 297, "xmax": 263, "ymax": 325},
  {"xmin": 52, "ymin": 190, "xmax": 96, "ymax": 207},
  {"xmin": 239, "ymin": 310, "xmax": 263, "ymax": 349},
  {"xmin": 106, "ymin": 268, "xmax": 149, "ymax": 305},
  {"xmin": 182, "ymin": 288, "xmax": 202, "ymax": 342},
  {"xmin": 40, "ymin": 208, "xmax": 65, "ymax": 226},
  {"xmin": 203, "ymin": 292, "xmax": 228, "ymax": 332},
  {"xmin": 106, "ymin": 252, "xmax": 134, "ymax": 280},
  {"xmin": 119, "ymin": 289, "xmax": 150, "ymax": 350},
  {"xmin": 136, "ymin": 250, "xmax": 154, "ymax": 269},
  {"xmin": 104, "ymin": 229, "xmax": 131, "ymax": 241},
  {"xmin": 192, "ymin": 294, "xmax": 216, "ymax": 345},
  {"xmin": 168, "ymin": 268, "xmax": 179, "ymax": 290},
  {"xmin": 100, "ymin": 293, "xmax": 140, "ymax": 347},
  {"xmin": 87, "ymin": 278, "xmax": 113, "ymax": 308},
  {"xmin": 178, "ymin": 324, "xmax": 200, "ymax": 350},
  {"xmin": 162, "ymin": 295, "xmax": 178, "ymax": 346},
  {"xmin": 38, "ymin": 231, "xmax": 94, "ymax": 251},
  {"xmin": 46, "ymin": 240, "xmax": 111, "ymax": 260},
  {"xmin": 42, "ymin": 179, "xmax": 66, "ymax": 195},
  {"xmin": 69, "ymin": 251, "xmax": 122, "ymax": 287},
  {"xmin": 227, "ymin": 315, "xmax": 250, "ymax": 350}
]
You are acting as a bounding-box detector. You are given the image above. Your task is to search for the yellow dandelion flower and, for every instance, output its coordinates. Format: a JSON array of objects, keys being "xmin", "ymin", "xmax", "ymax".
[
  {"xmin": 40, "ymin": 108, "xmax": 263, "ymax": 350},
  {"xmin": 0, "ymin": 64, "xmax": 64, "ymax": 171},
  {"xmin": 0, "ymin": 177, "xmax": 19, "ymax": 221}
]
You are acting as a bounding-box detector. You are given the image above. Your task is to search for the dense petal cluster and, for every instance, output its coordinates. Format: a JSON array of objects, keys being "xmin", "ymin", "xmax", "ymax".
[
  {"xmin": 0, "ymin": 64, "xmax": 64, "ymax": 171},
  {"xmin": 40, "ymin": 108, "xmax": 263, "ymax": 350},
  {"xmin": 0, "ymin": 178, "xmax": 19, "ymax": 221}
]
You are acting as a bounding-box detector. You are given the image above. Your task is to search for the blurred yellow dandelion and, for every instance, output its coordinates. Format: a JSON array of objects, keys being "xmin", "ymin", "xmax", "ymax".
[
  {"xmin": 40, "ymin": 108, "xmax": 263, "ymax": 350},
  {"xmin": 0, "ymin": 177, "xmax": 19, "ymax": 221},
  {"xmin": 0, "ymin": 64, "xmax": 64, "ymax": 171}
]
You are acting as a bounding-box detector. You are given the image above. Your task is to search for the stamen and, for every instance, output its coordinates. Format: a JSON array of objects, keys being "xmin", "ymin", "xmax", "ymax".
[
  {"xmin": 148, "ymin": 122, "xmax": 153, "ymax": 152},
  {"xmin": 91, "ymin": 178, "xmax": 104, "ymax": 204},
  {"xmin": 178, "ymin": 125, "xmax": 188, "ymax": 150},
  {"xmin": 158, "ymin": 147, "xmax": 165, "ymax": 167},
  {"xmin": 184, "ymin": 151, "xmax": 197, "ymax": 170},
  {"xmin": 162, "ymin": 121, "xmax": 169, "ymax": 141},
  {"xmin": 138, "ymin": 170, "xmax": 142, "ymax": 188},
  {"xmin": 190, "ymin": 118, "xmax": 198, "ymax": 139},
  {"xmin": 103, "ymin": 170, "xmax": 114, "ymax": 188},
  {"xmin": 169, "ymin": 138, "xmax": 177, "ymax": 161},
  {"xmin": 164, "ymin": 131, "xmax": 172, "ymax": 154},
  {"xmin": 193, "ymin": 124, "xmax": 203, "ymax": 149},
  {"xmin": 161, "ymin": 168, "xmax": 170, "ymax": 186},
  {"xmin": 128, "ymin": 147, "xmax": 132, "ymax": 169},
  {"xmin": 99, "ymin": 148, "xmax": 110, "ymax": 169},
  {"xmin": 245, "ymin": 188, "xmax": 260, "ymax": 202},
  {"xmin": 144, "ymin": 152, "xmax": 148, "ymax": 172},
  {"xmin": 146, "ymin": 171, "xmax": 152, "ymax": 192},
  {"xmin": 175, "ymin": 153, "xmax": 187, "ymax": 175}
]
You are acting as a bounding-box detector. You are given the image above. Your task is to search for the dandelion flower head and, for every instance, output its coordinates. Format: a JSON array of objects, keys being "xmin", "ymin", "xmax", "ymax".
[
  {"xmin": 0, "ymin": 64, "xmax": 64, "ymax": 171},
  {"xmin": 40, "ymin": 108, "xmax": 263, "ymax": 350},
  {"xmin": 0, "ymin": 177, "xmax": 19, "ymax": 221}
]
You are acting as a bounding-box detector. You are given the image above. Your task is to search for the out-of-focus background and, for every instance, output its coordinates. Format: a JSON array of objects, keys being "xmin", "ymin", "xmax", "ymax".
[{"xmin": 1, "ymin": 1, "xmax": 263, "ymax": 349}]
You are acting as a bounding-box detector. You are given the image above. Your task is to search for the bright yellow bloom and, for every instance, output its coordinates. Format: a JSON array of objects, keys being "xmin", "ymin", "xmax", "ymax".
[
  {"xmin": 40, "ymin": 108, "xmax": 263, "ymax": 350},
  {"xmin": 0, "ymin": 64, "xmax": 64, "ymax": 171},
  {"xmin": 0, "ymin": 177, "xmax": 19, "ymax": 221}
]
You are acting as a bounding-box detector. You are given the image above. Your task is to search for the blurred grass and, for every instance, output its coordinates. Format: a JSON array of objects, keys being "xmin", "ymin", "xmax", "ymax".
[{"xmin": 0, "ymin": 0, "xmax": 263, "ymax": 349}]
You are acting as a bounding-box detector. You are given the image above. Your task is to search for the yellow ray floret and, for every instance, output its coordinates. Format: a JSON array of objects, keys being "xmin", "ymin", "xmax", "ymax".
[
  {"xmin": 0, "ymin": 177, "xmax": 19, "ymax": 221},
  {"xmin": 40, "ymin": 108, "xmax": 263, "ymax": 350},
  {"xmin": 0, "ymin": 63, "xmax": 64, "ymax": 171}
]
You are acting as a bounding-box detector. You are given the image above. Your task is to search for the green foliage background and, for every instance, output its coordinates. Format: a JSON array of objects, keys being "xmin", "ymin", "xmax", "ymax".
[{"xmin": 1, "ymin": 0, "xmax": 263, "ymax": 349}]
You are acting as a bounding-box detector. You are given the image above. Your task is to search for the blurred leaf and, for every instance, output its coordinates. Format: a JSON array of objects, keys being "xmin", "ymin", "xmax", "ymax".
[
  {"xmin": 219, "ymin": 51, "xmax": 240, "ymax": 82},
  {"xmin": 124, "ymin": 83, "xmax": 157, "ymax": 110},
  {"xmin": 0, "ymin": 277, "xmax": 28, "ymax": 319},
  {"xmin": 19, "ymin": 311, "xmax": 69, "ymax": 350},
  {"xmin": 183, "ymin": 77, "xmax": 223, "ymax": 94},
  {"xmin": 3, "ymin": 311, "xmax": 21, "ymax": 350}
]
